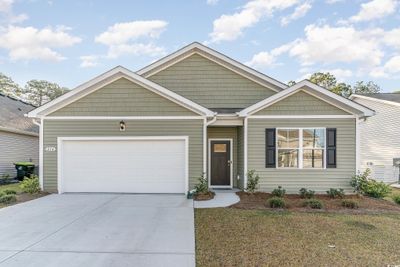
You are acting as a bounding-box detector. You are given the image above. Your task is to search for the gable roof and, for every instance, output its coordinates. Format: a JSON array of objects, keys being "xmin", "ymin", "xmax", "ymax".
[
  {"xmin": 350, "ymin": 93, "xmax": 400, "ymax": 107},
  {"xmin": 137, "ymin": 42, "xmax": 288, "ymax": 92},
  {"xmin": 0, "ymin": 93, "xmax": 38, "ymax": 136},
  {"xmin": 27, "ymin": 66, "xmax": 215, "ymax": 118},
  {"xmin": 238, "ymin": 80, "xmax": 375, "ymax": 117}
]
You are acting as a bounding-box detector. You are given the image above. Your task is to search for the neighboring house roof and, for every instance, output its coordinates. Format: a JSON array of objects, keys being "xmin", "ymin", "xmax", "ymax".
[
  {"xmin": 0, "ymin": 93, "xmax": 39, "ymax": 136},
  {"xmin": 27, "ymin": 66, "xmax": 216, "ymax": 118},
  {"xmin": 137, "ymin": 42, "xmax": 288, "ymax": 92},
  {"xmin": 350, "ymin": 93, "xmax": 400, "ymax": 107},
  {"xmin": 239, "ymin": 80, "xmax": 375, "ymax": 117}
]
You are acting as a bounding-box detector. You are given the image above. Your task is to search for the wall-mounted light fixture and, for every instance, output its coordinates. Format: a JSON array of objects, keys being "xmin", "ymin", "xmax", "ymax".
[{"xmin": 119, "ymin": 120, "xmax": 126, "ymax": 131}]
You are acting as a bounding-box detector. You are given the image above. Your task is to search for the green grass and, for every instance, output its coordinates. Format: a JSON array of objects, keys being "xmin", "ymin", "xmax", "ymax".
[
  {"xmin": 385, "ymin": 187, "xmax": 400, "ymax": 204},
  {"xmin": 195, "ymin": 208, "xmax": 400, "ymax": 266},
  {"xmin": 0, "ymin": 183, "xmax": 22, "ymax": 194}
]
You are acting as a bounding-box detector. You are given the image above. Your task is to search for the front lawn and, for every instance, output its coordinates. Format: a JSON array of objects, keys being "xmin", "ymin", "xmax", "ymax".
[
  {"xmin": 195, "ymin": 208, "xmax": 400, "ymax": 266},
  {"xmin": 0, "ymin": 182, "xmax": 47, "ymax": 208}
]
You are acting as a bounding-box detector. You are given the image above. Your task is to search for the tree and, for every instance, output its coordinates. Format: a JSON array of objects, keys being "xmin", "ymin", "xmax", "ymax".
[
  {"xmin": 353, "ymin": 81, "xmax": 380, "ymax": 95},
  {"xmin": 0, "ymin": 73, "xmax": 22, "ymax": 98},
  {"xmin": 23, "ymin": 80, "xmax": 68, "ymax": 106}
]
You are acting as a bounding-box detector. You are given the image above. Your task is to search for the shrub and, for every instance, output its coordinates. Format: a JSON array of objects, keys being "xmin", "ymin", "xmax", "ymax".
[
  {"xmin": 302, "ymin": 199, "xmax": 323, "ymax": 209},
  {"xmin": 3, "ymin": 189, "xmax": 16, "ymax": 195},
  {"xmin": 326, "ymin": 188, "xmax": 345, "ymax": 199},
  {"xmin": 350, "ymin": 169, "xmax": 391, "ymax": 198},
  {"xmin": 392, "ymin": 194, "xmax": 400, "ymax": 205},
  {"xmin": 246, "ymin": 170, "xmax": 260, "ymax": 193},
  {"xmin": 194, "ymin": 173, "xmax": 209, "ymax": 194},
  {"xmin": 341, "ymin": 199, "xmax": 359, "ymax": 209},
  {"xmin": 0, "ymin": 194, "xmax": 16, "ymax": 204},
  {"xmin": 271, "ymin": 186, "xmax": 286, "ymax": 197},
  {"xmin": 20, "ymin": 175, "xmax": 40, "ymax": 194},
  {"xmin": 267, "ymin": 197, "xmax": 286, "ymax": 208},
  {"xmin": 299, "ymin": 188, "xmax": 315, "ymax": 199}
]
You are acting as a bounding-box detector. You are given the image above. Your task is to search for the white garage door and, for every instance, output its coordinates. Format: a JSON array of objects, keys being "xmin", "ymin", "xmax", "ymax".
[{"xmin": 58, "ymin": 137, "xmax": 187, "ymax": 193}]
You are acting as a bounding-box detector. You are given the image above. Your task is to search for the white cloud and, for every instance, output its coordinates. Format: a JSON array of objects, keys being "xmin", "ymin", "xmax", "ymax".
[
  {"xmin": 207, "ymin": 0, "xmax": 219, "ymax": 5},
  {"xmin": 383, "ymin": 28, "xmax": 400, "ymax": 50},
  {"xmin": 79, "ymin": 55, "xmax": 99, "ymax": 68},
  {"xmin": 209, "ymin": 0, "xmax": 299, "ymax": 43},
  {"xmin": 349, "ymin": 0, "xmax": 398, "ymax": 23},
  {"xmin": 325, "ymin": 0, "xmax": 344, "ymax": 4},
  {"xmin": 287, "ymin": 24, "xmax": 384, "ymax": 66},
  {"xmin": 95, "ymin": 20, "xmax": 167, "ymax": 59},
  {"xmin": 246, "ymin": 51, "xmax": 276, "ymax": 68},
  {"xmin": 384, "ymin": 55, "xmax": 400, "ymax": 73},
  {"xmin": 280, "ymin": 2, "xmax": 312, "ymax": 26},
  {"xmin": 0, "ymin": 25, "xmax": 81, "ymax": 61},
  {"xmin": 322, "ymin": 68, "xmax": 353, "ymax": 81},
  {"xmin": 0, "ymin": 0, "xmax": 28, "ymax": 24}
]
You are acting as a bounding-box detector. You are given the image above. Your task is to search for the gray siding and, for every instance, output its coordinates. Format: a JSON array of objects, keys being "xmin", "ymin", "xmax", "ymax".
[
  {"xmin": 49, "ymin": 78, "xmax": 196, "ymax": 116},
  {"xmin": 0, "ymin": 131, "xmax": 39, "ymax": 177},
  {"xmin": 43, "ymin": 120, "xmax": 203, "ymax": 192},
  {"xmin": 247, "ymin": 119, "xmax": 356, "ymax": 193},
  {"xmin": 207, "ymin": 127, "xmax": 238, "ymax": 187},
  {"xmin": 148, "ymin": 54, "xmax": 277, "ymax": 109},
  {"xmin": 354, "ymin": 97, "xmax": 400, "ymax": 183},
  {"xmin": 255, "ymin": 91, "xmax": 351, "ymax": 115}
]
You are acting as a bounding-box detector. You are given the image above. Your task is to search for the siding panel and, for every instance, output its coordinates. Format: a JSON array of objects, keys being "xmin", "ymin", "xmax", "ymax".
[
  {"xmin": 43, "ymin": 120, "xmax": 203, "ymax": 192},
  {"xmin": 248, "ymin": 119, "xmax": 356, "ymax": 193},
  {"xmin": 148, "ymin": 54, "xmax": 277, "ymax": 109}
]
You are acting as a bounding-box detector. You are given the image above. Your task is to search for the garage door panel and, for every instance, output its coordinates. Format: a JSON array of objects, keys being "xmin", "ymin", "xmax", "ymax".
[{"xmin": 60, "ymin": 138, "xmax": 187, "ymax": 193}]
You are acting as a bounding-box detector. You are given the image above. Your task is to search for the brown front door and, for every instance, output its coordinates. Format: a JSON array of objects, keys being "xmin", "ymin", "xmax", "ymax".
[{"xmin": 210, "ymin": 140, "xmax": 231, "ymax": 186}]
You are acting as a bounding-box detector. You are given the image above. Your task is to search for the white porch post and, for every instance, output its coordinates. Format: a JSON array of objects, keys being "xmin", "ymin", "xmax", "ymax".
[{"xmin": 244, "ymin": 117, "xmax": 248, "ymax": 190}]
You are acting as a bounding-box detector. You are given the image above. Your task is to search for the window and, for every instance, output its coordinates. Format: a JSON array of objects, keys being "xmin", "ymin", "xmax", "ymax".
[{"xmin": 277, "ymin": 128, "xmax": 326, "ymax": 169}]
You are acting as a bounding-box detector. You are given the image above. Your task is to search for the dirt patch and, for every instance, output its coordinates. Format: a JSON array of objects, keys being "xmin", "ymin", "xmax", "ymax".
[
  {"xmin": 0, "ymin": 192, "xmax": 49, "ymax": 208},
  {"xmin": 194, "ymin": 191, "xmax": 215, "ymax": 201},
  {"xmin": 232, "ymin": 191, "xmax": 400, "ymax": 214}
]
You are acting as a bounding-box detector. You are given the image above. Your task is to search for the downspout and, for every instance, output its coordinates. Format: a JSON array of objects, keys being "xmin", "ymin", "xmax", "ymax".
[
  {"xmin": 32, "ymin": 118, "xmax": 44, "ymax": 191},
  {"xmin": 203, "ymin": 115, "xmax": 217, "ymax": 178}
]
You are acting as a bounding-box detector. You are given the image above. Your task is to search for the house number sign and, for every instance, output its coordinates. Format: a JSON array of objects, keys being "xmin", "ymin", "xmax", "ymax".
[{"xmin": 45, "ymin": 146, "xmax": 56, "ymax": 152}]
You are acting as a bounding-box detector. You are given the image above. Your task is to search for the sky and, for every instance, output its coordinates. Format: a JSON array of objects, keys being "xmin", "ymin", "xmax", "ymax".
[{"xmin": 0, "ymin": 0, "xmax": 399, "ymax": 92}]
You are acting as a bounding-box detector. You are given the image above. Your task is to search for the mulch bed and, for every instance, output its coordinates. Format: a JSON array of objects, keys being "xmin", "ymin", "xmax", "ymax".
[
  {"xmin": 0, "ymin": 192, "xmax": 49, "ymax": 208},
  {"xmin": 194, "ymin": 191, "xmax": 215, "ymax": 201},
  {"xmin": 231, "ymin": 191, "xmax": 400, "ymax": 214}
]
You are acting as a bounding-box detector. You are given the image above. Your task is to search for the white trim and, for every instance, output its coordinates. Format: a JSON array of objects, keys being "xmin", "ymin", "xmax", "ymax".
[
  {"xmin": 27, "ymin": 66, "xmax": 215, "ymax": 118},
  {"xmin": 32, "ymin": 118, "xmax": 43, "ymax": 190},
  {"xmin": 208, "ymin": 138, "xmax": 233, "ymax": 189},
  {"xmin": 356, "ymin": 116, "xmax": 360, "ymax": 173},
  {"xmin": 275, "ymin": 128, "xmax": 326, "ymax": 170},
  {"xmin": 203, "ymin": 118, "xmax": 207, "ymax": 176},
  {"xmin": 0, "ymin": 126, "xmax": 39, "ymax": 137},
  {"xmin": 137, "ymin": 42, "xmax": 287, "ymax": 91},
  {"xmin": 350, "ymin": 94, "xmax": 400, "ymax": 108},
  {"xmin": 243, "ymin": 117, "xmax": 248, "ymax": 190},
  {"xmin": 238, "ymin": 80, "xmax": 375, "ymax": 117},
  {"xmin": 43, "ymin": 116, "xmax": 205, "ymax": 120},
  {"xmin": 57, "ymin": 136, "xmax": 189, "ymax": 194},
  {"xmin": 248, "ymin": 115, "xmax": 356, "ymax": 119}
]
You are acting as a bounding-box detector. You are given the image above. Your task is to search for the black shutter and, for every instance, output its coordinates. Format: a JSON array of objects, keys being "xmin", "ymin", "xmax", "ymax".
[
  {"xmin": 326, "ymin": 128, "xmax": 337, "ymax": 168},
  {"xmin": 265, "ymin": 128, "xmax": 276, "ymax": 168}
]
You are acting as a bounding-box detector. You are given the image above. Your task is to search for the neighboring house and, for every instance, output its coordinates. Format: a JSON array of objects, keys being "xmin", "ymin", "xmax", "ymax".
[
  {"xmin": 350, "ymin": 93, "xmax": 400, "ymax": 183},
  {"xmin": 0, "ymin": 93, "xmax": 39, "ymax": 177},
  {"xmin": 27, "ymin": 42, "xmax": 373, "ymax": 194}
]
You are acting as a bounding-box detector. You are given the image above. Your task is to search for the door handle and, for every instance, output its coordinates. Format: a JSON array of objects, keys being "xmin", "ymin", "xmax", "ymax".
[{"xmin": 228, "ymin": 160, "xmax": 233, "ymax": 165}]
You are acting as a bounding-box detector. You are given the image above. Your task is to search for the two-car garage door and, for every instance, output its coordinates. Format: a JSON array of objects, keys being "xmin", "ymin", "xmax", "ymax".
[{"xmin": 58, "ymin": 137, "xmax": 187, "ymax": 194}]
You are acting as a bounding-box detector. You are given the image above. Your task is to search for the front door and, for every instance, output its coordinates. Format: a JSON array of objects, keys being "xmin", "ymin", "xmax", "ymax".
[{"xmin": 210, "ymin": 140, "xmax": 231, "ymax": 187}]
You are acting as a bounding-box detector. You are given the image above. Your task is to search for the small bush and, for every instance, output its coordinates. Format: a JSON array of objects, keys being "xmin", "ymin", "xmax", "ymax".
[
  {"xmin": 302, "ymin": 199, "xmax": 323, "ymax": 209},
  {"xmin": 246, "ymin": 170, "xmax": 260, "ymax": 193},
  {"xmin": 271, "ymin": 186, "xmax": 286, "ymax": 197},
  {"xmin": 341, "ymin": 199, "xmax": 359, "ymax": 209},
  {"xmin": 3, "ymin": 189, "xmax": 16, "ymax": 195},
  {"xmin": 194, "ymin": 173, "xmax": 209, "ymax": 194},
  {"xmin": 20, "ymin": 175, "xmax": 40, "ymax": 194},
  {"xmin": 267, "ymin": 197, "xmax": 286, "ymax": 208},
  {"xmin": 392, "ymin": 194, "xmax": 400, "ymax": 205},
  {"xmin": 299, "ymin": 188, "xmax": 315, "ymax": 199},
  {"xmin": 0, "ymin": 194, "xmax": 16, "ymax": 204},
  {"xmin": 326, "ymin": 188, "xmax": 345, "ymax": 199},
  {"xmin": 350, "ymin": 169, "xmax": 391, "ymax": 198},
  {"xmin": 0, "ymin": 191, "xmax": 4, "ymax": 198}
]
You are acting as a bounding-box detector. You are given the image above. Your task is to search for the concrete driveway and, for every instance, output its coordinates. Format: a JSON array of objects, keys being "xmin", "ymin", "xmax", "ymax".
[{"xmin": 0, "ymin": 194, "xmax": 195, "ymax": 267}]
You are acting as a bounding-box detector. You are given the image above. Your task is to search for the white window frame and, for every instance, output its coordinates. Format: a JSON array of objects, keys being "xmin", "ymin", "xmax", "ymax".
[{"xmin": 276, "ymin": 127, "xmax": 326, "ymax": 170}]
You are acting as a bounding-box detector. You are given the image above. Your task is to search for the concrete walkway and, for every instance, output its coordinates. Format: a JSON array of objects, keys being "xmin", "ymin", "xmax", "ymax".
[
  {"xmin": 0, "ymin": 194, "xmax": 195, "ymax": 267},
  {"xmin": 194, "ymin": 190, "xmax": 240, "ymax": 208}
]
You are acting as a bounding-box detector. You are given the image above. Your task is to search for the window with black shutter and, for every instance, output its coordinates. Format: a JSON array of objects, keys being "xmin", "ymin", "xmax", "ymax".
[
  {"xmin": 265, "ymin": 128, "xmax": 276, "ymax": 168},
  {"xmin": 326, "ymin": 128, "xmax": 337, "ymax": 168}
]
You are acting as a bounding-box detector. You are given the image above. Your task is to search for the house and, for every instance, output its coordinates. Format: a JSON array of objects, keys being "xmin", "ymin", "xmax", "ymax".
[
  {"xmin": 350, "ymin": 93, "xmax": 400, "ymax": 183},
  {"xmin": 27, "ymin": 42, "xmax": 374, "ymax": 194},
  {"xmin": 0, "ymin": 93, "xmax": 39, "ymax": 177}
]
